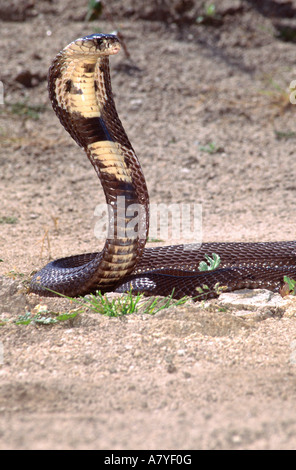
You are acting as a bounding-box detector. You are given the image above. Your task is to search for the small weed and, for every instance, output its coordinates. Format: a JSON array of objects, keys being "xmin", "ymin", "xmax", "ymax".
[
  {"xmin": 198, "ymin": 253, "xmax": 221, "ymax": 272},
  {"xmin": 274, "ymin": 130, "xmax": 296, "ymax": 140},
  {"xmin": 6, "ymin": 270, "xmax": 25, "ymax": 279},
  {"xmin": 259, "ymin": 77, "xmax": 292, "ymax": 115},
  {"xmin": 275, "ymin": 25, "xmax": 296, "ymax": 43},
  {"xmin": 199, "ymin": 142, "xmax": 223, "ymax": 154},
  {"xmin": 36, "ymin": 227, "xmax": 52, "ymax": 259},
  {"xmin": 196, "ymin": 3, "xmax": 222, "ymax": 26},
  {"xmin": 55, "ymin": 312, "xmax": 81, "ymax": 322},
  {"xmin": 281, "ymin": 275, "xmax": 296, "ymax": 296},
  {"xmin": 83, "ymin": 290, "xmax": 143, "ymax": 317},
  {"xmin": 218, "ymin": 306, "xmax": 228, "ymax": 312},
  {"xmin": 85, "ymin": 0, "xmax": 103, "ymax": 22},
  {"xmin": 197, "ymin": 3, "xmax": 216, "ymax": 22},
  {"xmin": 195, "ymin": 282, "xmax": 227, "ymax": 296},
  {"xmin": 40, "ymin": 276, "xmax": 227, "ymax": 317},
  {"xmin": 196, "ymin": 253, "xmax": 226, "ymax": 297},
  {"xmin": 141, "ymin": 291, "xmax": 190, "ymax": 314},
  {"xmin": 5, "ymin": 100, "xmax": 46, "ymax": 121},
  {"xmin": 205, "ymin": 3, "xmax": 216, "ymax": 16},
  {"xmin": 0, "ymin": 216, "xmax": 18, "ymax": 224},
  {"xmin": 42, "ymin": 287, "xmax": 191, "ymax": 317},
  {"xmin": 147, "ymin": 237, "xmax": 165, "ymax": 243},
  {"xmin": 15, "ymin": 304, "xmax": 80, "ymax": 325},
  {"xmin": 15, "ymin": 311, "xmax": 54, "ymax": 325}
]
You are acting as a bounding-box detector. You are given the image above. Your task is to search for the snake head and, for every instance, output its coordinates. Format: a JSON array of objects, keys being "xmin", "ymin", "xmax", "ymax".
[{"xmin": 69, "ymin": 33, "xmax": 121, "ymax": 56}]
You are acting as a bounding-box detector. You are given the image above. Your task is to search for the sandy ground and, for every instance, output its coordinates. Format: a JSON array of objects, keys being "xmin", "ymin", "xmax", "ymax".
[{"xmin": 1, "ymin": 0, "xmax": 296, "ymax": 449}]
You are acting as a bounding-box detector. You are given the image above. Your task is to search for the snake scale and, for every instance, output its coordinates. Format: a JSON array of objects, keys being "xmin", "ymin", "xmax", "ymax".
[{"xmin": 30, "ymin": 33, "xmax": 296, "ymax": 299}]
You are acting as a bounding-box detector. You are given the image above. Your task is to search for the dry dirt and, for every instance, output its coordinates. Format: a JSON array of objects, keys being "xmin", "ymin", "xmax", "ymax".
[{"xmin": 1, "ymin": 0, "xmax": 296, "ymax": 450}]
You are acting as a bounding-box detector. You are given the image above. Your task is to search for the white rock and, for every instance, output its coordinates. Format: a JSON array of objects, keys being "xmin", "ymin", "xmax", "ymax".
[{"xmin": 218, "ymin": 289, "xmax": 287, "ymax": 311}]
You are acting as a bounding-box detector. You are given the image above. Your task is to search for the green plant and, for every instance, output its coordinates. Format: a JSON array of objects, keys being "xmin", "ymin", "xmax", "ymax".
[
  {"xmin": 195, "ymin": 253, "xmax": 226, "ymax": 297},
  {"xmin": 147, "ymin": 237, "xmax": 165, "ymax": 243},
  {"xmin": 259, "ymin": 77, "xmax": 291, "ymax": 115},
  {"xmin": 205, "ymin": 3, "xmax": 216, "ymax": 16},
  {"xmin": 199, "ymin": 141, "xmax": 223, "ymax": 154},
  {"xmin": 42, "ymin": 286, "xmax": 192, "ymax": 317},
  {"xmin": 196, "ymin": 3, "xmax": 216, "ymax": 22},
  {"xmin": 275, "ymin": 25, "xmax": 296, "ymax": 43},
  {"xmin": 6, "ymin": 270, "xmax": 25, "ymax": 279},
  {"xmin": 7, "ymin": 100, "xmax": 46, "ymax": 121},
  {"xmin": 0, "ymin": 216, "xmax": 18, "ymax": 224},
  {"xmin": 196, "ymin": 3, "xmax": 222, "ymax": 25},
  {"xmin": 40, "ymin": 273, "xmax": 228, "ymax": 316},
  {"xmin": 15, "ymin": 311, "xmax": 54, "ymax": 325},
  {"xmin": 85, "ymin": 0, "xmax": 103, "ymax": 22},
  {"xmin": 83, "ymin": 289, "xmax": 143, "ymax": 316},
  {"xmin": 139, "ymin": 290, "xmax": 190, "ymax": 314},
  {"xmin": 274, "ymin": 130, "xmax": 296, "ymax": 140},
  {"xmin": 198, "ymin": 253, "xmax": 221, "ymax": 271},
  {"xmin": 15, "ymin": 305, "xmax": 80, "ymax": 325},
  {"xmin": 195, "ymin": 282, "xmax": 227, "ymax": 296},
  {"xmin": 283, "ymin": 276, "xmax": 296, "ymax": 295}
]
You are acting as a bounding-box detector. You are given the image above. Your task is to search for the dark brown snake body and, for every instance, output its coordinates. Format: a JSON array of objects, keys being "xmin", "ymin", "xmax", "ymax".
[{"xmin": 30, "ymin": 34, "xmax": 296, "ymax": 299}]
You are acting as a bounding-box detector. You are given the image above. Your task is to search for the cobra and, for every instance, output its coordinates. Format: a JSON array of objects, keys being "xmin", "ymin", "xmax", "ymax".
[{"xmin": 30, "ymin": 33, "xmax": 296, "ymax": 299}]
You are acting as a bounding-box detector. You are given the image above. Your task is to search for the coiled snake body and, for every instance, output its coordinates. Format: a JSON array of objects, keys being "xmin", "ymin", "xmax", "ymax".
[{"xmin": 30, "ymin": 34, "xmax": 296, "ymax": 299}]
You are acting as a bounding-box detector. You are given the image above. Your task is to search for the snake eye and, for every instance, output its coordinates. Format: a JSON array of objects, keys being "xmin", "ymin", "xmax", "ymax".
[
  {"xmin": 94, "ymin": 37, "xmax": 111, "ymax": 52},
  {"xmin": 100, "ymin": 39, "xmax": 108, "ymax": 49}
]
